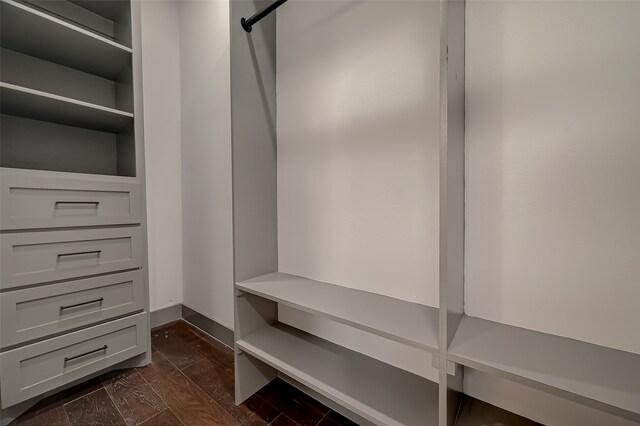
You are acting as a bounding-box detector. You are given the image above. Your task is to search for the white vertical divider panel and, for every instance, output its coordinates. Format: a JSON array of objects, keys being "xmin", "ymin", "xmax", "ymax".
[
  {"xmin": 230, "ymin": 0, "xmax": 278, "ymax": 285},
  {"xmin": 129, "ymin": 0, "xmax": 152, "ymax": 366},
  {"xmin": 139, "ymin": 0, "xmax": 183, "ymax": 313},
  {"xmin": 234, "ymin": 291, "xmax": 278, "ymax": 403},
  {"xmin": 230, "ymin": 0, "xmax": 279, "ymax": 405},
  {"xmin": 438, "ymin": 0, "xmax": 466, "ymax": 425},
  {"xmin": 179, "ymin": 0, "xmax": 234, "ymax": 327}
]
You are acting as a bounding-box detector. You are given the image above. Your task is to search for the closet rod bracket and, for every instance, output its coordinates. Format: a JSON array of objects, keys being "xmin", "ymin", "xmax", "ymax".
[{"xmin": 241, "ymin": 0, "xmax": 289, "ymax": 32}]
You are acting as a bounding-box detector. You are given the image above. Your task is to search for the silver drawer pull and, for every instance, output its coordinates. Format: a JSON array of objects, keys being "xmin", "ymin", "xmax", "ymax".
[
  {"xmin": 57, "ymin": 250, "xmax": 102, "ymax": 258},
  {"xmin": 55, "ymin": 201, "xmax": 100, "ymax": 205},
  {"xmin": 64, "ymin": 345, "xmax": 108, "ymax": 363},
  {"xmin": 60, "ymin": 297, "xmax": 104, "ymax": 311}
]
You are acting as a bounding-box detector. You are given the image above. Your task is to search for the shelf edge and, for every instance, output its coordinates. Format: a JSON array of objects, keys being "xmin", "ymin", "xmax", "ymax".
[
  {"xmin": 2, "ymin": 0, "xmax": 132, "ymax": 53},
  {"xmin": 236, "ymin": 278, "xmax": 439, "ymax": 353},
  {"xmin": 1, "ymin": 82, "xmax": 134, "ymax": 118}
]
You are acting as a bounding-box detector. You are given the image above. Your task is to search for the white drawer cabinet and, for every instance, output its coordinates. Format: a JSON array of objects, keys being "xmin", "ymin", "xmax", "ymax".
[
  {"xmin": 0, "ymin": 169, "xmax": 142, "ymax": 231},
  {"xmin": 0, "ymin": 270, "xmax": 145, "ymax": 347},
  {"xmin": 0, "ymin": 0, "xmax": 150, "ymax": 419},
  {"xmin": 0, "ymin": 227, "xmax": 142, "ymax": 289},
  {"xmin": 0, "ymin": 313, "xmax": 148, "ymax": 408}
]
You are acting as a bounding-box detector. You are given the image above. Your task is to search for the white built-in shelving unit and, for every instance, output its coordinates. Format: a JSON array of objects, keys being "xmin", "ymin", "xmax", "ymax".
[
  {"xmin": 230, "ymin": 0, "xmax": 460, "ymax": 424},
  {"xmin": 0, "ymin": 0, "xmax": 150, "ymax": 423},
  {"xmin": 230, "ymin": 1, "xmax": 639, "ymax": 425}
]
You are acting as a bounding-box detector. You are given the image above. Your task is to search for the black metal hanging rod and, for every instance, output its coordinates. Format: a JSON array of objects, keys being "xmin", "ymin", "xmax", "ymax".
[{"xmin": 241, "ymin": 0, "xmax": 288, "ymax": 32}]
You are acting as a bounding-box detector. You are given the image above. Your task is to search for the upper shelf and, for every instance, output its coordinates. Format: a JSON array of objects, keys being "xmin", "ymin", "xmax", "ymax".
[
  {"xmin": 1, "ymin": 82, "xmax": 133, "ymax": 133},
  {"xmin": 448, "ymin": 316, "xmax": 640, "ymax": 422},
  {"xmin": 0, "ymin": 0, "xmax": 131, "ymax": 80},
  {"xmin": 237, "ymin": 272, "xmax": 439, "ymax": 352}
]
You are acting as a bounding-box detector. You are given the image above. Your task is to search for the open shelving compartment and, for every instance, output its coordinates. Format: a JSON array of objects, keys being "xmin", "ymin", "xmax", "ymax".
[
  {"xmin": 229, "ymin": 0, "xmax": 459, "ymax": 424},
  {"xmin": 1, "ymin": 0, "xmax": 132, "ymax": 74},
  {"xmin": 232, "ymin": 0, "xmax": 640, "ymax": 425},
  {"xmin": 448, "ymin": 316, "xmax": 640, "ymax": 423},
  {"xmin": 442, "ymin": 0, "xmax": 640, "ymax": 424},
  {"xmin": 235, "ymin": 288, "xmax": 440, "ymax": 426},
  {"xmin": 237, "ymin": 272, "xmax": 440, "ymax": 352},
  {"xmin": 0, "ymin": 0, "xmax": 136, "ymax": 177}
]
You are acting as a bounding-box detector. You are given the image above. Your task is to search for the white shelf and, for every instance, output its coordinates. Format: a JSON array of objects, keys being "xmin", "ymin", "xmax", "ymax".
[
  {"xmin": 237, "ymin": 323, "xmax": 439, "ymax": 426},
  {"xmin": 448, "ymin": 316, "xmax": 640, "ymax": 422},
  {"xmin": 237, "ymin": 272, "xmax": 439, "ymax": 352},
  {"xmin": 0, "ymin": 0, "xmax": 131, "ymax": 80},
  {"xmin": 1, "ymin": 82, "xmax": 133, "ymax": 132},
  {"xmin": 0, "ymin": 167, "xmax": 139, "ymax": 184}
]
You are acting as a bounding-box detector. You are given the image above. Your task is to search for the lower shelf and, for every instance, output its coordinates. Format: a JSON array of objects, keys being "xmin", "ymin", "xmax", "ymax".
[
  {"xmin": 237, "ymin": 323, "xmax": 439, "ymax": 426},
  {"xmin": 0, "ymin": 82, "xmax": 133, "ymax": 132},
  {"xmin": 449, "ymin": 316, "xmax": 640, "ymax": 422}
]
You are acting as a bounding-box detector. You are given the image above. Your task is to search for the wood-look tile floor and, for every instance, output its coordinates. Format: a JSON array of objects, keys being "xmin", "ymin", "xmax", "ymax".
[{"xmin": 11, "ymin": 320, "xmax": 358, "ymax": 426}]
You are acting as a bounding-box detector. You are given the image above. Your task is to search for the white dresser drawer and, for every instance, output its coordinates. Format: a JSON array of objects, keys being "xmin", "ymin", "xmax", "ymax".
[
  {"xmin": 0, "ymin": 168, "xmax": 142, "ymax": 231},
  {"xmin": 0, "ymin": 313, "xmax": 148, "ymax": 409},
  {"xmin": 0, "ymin": 270, "xmax": 145, "ymax": 348},
  {"xmin": 0, "ymin": 227, "xmax": 142, "ymax": 289}
]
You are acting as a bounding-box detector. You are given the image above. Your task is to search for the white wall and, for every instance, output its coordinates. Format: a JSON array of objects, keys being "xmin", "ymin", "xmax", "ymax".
[
  {"xmin": 179, "ymin": 0, "xmax": 235, "ymax": 328},
  {"xmin": 140, "ymin": 0, "xmax": 183, "ymax": 312},
  {"xmin": 465, "ymin": 0, "xmax": 640, "ymax": 354},
  {"xmin": 276, "ymin": 0, "xmax": 441, "ymax": 307}
]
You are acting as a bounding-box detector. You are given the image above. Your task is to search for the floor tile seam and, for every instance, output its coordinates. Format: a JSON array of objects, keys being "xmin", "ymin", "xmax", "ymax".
[
  {"xmin": 102, "ymin": 382, "xmax": 130, "ymax": 426},
  {"xmin": 104, "ymin": 369, "xmax": 171, "ymax": 426},
  {"xmin": 177, "ymin": 359, "xmax": 247, "ymax": 425},
  {"xmin": 136, "ymin": 354, "xmax": 171, "ymax": 403},
  {"xmin": 136, "ymin": 355, "xmax": 183, "ymax": 425},
  {"xmin": 315, "ymin": 411, "xmax": 329, "ymax": 426}
]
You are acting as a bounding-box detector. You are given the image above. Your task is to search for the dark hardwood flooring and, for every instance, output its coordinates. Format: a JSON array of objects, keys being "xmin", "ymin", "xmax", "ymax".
[{"xmin": 11, "ymin": 320, "xmax": 358, "ymax": 426}]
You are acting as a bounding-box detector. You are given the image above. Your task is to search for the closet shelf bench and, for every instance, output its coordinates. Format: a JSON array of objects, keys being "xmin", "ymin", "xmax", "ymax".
[
  {"xmin": 448, "ymin": 316, "xmax": 640, "ymax": 422},
  {"xmin": 237, "ymin": 272, "xmax": 439, "ymax": 352},
  {"xmin": 237, "ymin": 322, "xmax": 439, "ymax": 426}
]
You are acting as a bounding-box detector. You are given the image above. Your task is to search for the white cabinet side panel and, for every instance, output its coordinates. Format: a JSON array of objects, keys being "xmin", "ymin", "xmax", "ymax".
[
  {"xmin": 140, "ymin": 0, "xmax": 183, "ymax": 312},
  {"xmin": 180, "ymin": 0, "xmax": 234, "ymax": 328}
]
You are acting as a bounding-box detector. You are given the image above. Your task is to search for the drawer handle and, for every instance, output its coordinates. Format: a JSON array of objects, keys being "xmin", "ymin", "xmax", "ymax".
[
  {"xmin": 60, "ymin": 297, "xmax": 104, "ymax": 311},
  {"xmin": 57, "ymin": 250, "xmax": 102, "ymax": 258},
  {"xmin": 55, "ymin": 201, "xmax": 100, "ymax": 205},
  {"xmin": 64, "ymin": 345, "xmax": 108, "ymax": 363}
]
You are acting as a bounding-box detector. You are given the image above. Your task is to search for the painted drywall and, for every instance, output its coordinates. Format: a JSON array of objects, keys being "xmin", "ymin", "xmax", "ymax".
[
  {"xmin": 140, "ymin": 0, "xmax": 183, "ymax": 312},
  {"xmin": 278, "ymin": 305, "xmax": 440, "ymax": 383},
  {"xmin": 276, "ymin": 0, "xmax": 441, "ymax": 307},
  {"xmin": 179, "ymin": 0, "xmax": 235, "ymax": 329},
  {"xmin": 465, "ymin": 0, "xmax": 640, "ymax": 354}
]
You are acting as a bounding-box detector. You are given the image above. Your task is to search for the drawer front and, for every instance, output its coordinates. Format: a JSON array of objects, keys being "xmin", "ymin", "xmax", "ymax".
[
  {"xmin": 0, "ymin": 270, "xmax": 145, "ymax": 348},
  {"xmin": 0, "ymin": 227, "xmax": 142, "ymax": 289},
  {"xmin": 1, "ymin": 168, "xmax": 142, "ymax": 230},
  {"xmin": 0, "ymin": 313, "xmax": 148, "ymax": 408}
]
